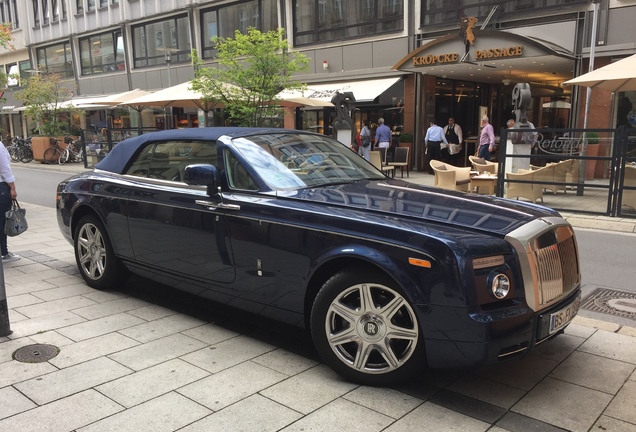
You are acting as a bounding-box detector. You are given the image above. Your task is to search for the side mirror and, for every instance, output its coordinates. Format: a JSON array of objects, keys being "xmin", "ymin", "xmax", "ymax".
[{"xmin": 184, "ymin": 164, "xmax": 219, "ymax": 195}]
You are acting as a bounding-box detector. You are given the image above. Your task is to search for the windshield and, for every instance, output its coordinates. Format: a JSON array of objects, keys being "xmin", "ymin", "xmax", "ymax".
[{"xmin": 230, "ymin": 132, "xmax": 385, "ymax": 190}]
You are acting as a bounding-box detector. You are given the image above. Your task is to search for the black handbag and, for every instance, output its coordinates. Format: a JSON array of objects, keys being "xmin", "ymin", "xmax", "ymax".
[{"xmin": 5, "ymin": 199, "xmax": 28, "ymax": 237}]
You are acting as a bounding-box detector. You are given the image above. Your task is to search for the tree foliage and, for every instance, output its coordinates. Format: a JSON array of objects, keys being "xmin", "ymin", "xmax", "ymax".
[
  {"xmin": 14, "ymin": 72, "xmax": 79, "ymax": 136},
  {"xmin": 0, "ymin": 23, "xmax": 14, "ymax": 91},
  {"xmin": 191, "ymin": 28, "xmax": 309, "ymax": 127}
]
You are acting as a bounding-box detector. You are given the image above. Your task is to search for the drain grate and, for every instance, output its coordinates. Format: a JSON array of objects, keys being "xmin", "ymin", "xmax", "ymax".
[
  {"xmin": 13, "ymin": 344, "xmax": 60, "ymax": 363},
  {"xmin": 581, "ymin": 288, "xmax": 636, "ymax": 320}
]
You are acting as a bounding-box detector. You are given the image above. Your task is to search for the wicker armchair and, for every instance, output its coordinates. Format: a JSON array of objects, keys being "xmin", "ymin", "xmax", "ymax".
[
  {"xmin": 429, "ymin": 160, "xmax": 472, "ymax": 192},
  {"xmin": 505, "ymin": 168, "xmax": 544, "ymax": 203},
  {"xmin": 469, "ymin": 155, "xmax": 498, "ymax": 175}
]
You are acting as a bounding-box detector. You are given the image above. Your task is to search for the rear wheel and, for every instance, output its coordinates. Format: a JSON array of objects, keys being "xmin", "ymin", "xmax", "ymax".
[
  {"xmin": 74, "ymin": 215, "xmax": 127, "ymax": 289},
  {"xmin": 43, "ymin": 148, "xmax": 58, "ymax": 164},
  {"xmin": 310, "ymin": 270, "xmax": 424, "ymax": 385}
]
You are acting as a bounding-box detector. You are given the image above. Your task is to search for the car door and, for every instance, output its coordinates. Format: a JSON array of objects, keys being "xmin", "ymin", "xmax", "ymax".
[{"xmin": 125, "ymin": 140, "xmax": 236, "ymax": 284}]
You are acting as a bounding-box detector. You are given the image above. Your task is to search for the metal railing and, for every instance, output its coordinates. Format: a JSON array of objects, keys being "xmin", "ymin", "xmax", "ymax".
[{"xmin": 494, "ymin": 127, "xmax": 636, "ymax": 218}]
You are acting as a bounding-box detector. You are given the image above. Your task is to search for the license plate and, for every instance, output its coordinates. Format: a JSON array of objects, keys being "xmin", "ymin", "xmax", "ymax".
[{"xmin": 549, "ymin": 293, "xmax": 581, "ymax": 334}]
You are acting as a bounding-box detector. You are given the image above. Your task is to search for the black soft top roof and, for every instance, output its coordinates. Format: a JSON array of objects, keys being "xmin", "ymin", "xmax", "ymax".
[{"xmin": 95, "ymin": 127, "xmax": 310, "ymax": 173}]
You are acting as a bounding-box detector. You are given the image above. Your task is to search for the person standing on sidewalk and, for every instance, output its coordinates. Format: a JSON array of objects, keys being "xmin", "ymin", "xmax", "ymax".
[
  {"xmin": 424, "ymin": 119, "xmax": 448, "ymax": 173},
  {"xmin": 374, "ymin": 118, "xmax": 391, "ymax": 151},
  {"xmin": 443, "ymin": 117, "xmax": 463, "ymax": 166},
  {"xmin": 0, "ymin": 139, "xmax": 20, "ymax": 262},
  {"xmin": 478, "ymin": 115, "xmax": 495, "ymax": 161}
]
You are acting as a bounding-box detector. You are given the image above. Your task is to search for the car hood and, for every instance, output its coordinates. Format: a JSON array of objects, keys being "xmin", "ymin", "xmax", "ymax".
[{"xmin": 277, "ymin": 179, "xmax": 560, "ymax": 237}]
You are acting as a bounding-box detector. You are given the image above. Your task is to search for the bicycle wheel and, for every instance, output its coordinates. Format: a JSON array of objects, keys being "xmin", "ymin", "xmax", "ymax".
[
  {"xmin": 8, "ymin": 146, "xmax": 19, "ymax": 162},
  {"xmin": 59, "ymin": 148, "xmax": 70, "ymax": 165},
  {"xmin": 43, "ymin": 147, "xmax": 59, "ymax": 164},
  {"xmin": 75, "ymin": 148, "xmax": 84, "ymax": 163},
  {"xmin": 20, "ymin": 147, "xmax": 34, "ymax": 163}
]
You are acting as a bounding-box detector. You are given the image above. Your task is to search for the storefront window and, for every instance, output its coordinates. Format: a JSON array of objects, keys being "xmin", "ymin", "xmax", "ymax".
[
  {"xmin": 617, "ymin": 94, "xmax": 635, "ymax": 128},
  {"xmin": 0, "ymin": 0, "xmax": 20, "ymax": 28},
  {"xmin": 32, "ymin": 0, "xmax": 39, "ymax": 27},
  {"xmin": 200, "ymin": 0, "xmax": 279, "ymax": 59},
  {"xmin": 294, "ymin": 0, "xmax": 403, "ymax": 46},
  {"xmin": 51, "ymin": 0, "xmax": 58, "ymax": 22},
  {"xmin": 19, "ymin": 60, "xmax": 31, "ymax": 82},
  {"xmin": 132, "ymin": 15, "xmax": 191, "ymax": 67},
  {"xmin": 421, "ymin": 0, "xmax": 588, "ymax": 28},
  {"xmin": 79, "ymin": 30, "xmax": 125, "ymax": 75},
  {"xmin": 36, "ymin": 41, "xmax": 74, "ymax": 78}
]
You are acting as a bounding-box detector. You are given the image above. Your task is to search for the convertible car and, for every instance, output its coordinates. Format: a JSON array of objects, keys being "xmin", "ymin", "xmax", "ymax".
[{"xmin": 56, "ymin": 128, "xmax": 581, "ymax": 385}]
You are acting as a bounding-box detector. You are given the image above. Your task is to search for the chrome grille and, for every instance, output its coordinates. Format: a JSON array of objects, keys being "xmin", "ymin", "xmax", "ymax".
[
  {"xmin": 505, "ymin": 218, "xmax": 581, "ymax": 312},
  {"xmin": 532, "ymin": 229, "xmax": 579, "ymax": 305}
]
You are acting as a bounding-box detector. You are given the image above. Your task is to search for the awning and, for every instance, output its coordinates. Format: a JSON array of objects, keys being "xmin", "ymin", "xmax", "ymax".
[
  {"xmin": 277, "ymin": 77, "xmax": 402, "ymax": 105},
  {"xmin": 78, "ymin": 89, "xmax": 155, "ymax": 107}
]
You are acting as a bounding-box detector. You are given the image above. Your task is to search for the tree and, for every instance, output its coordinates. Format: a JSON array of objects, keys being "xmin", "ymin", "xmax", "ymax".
[
  {"xmin": 14, "ymin": 72, "xmax": 79, "ymax": 136},
  {"xmin": 191, "ymin": 28, "xmax": 310, "ymax": 127},
  {"xmin": 0, "ymin": 23, "xmax": 13, "ymax": 50},
  {"xmin": 0, "ymin": 23, "xmax": 14, "ymax": 91}
]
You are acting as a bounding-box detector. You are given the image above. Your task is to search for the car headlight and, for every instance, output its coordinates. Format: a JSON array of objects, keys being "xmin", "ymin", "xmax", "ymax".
[{"xmin": 491, "ymin": 274, "xmax": 510, "ymax": 299}]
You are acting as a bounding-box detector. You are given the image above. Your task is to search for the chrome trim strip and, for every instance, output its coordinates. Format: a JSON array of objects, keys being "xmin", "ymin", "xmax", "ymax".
[{"xmin": 498, "ymin": 346, "xmax": 528, "ymax": 358}]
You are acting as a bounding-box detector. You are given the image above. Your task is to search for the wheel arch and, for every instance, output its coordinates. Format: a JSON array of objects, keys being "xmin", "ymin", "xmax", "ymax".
[
  {"xmin": 69, "ymin": 204, "xmax": 105, "ymax": 242},
  {"xmin": 303, "ymin": 246, "xmax": 424, "ymax": 331}
]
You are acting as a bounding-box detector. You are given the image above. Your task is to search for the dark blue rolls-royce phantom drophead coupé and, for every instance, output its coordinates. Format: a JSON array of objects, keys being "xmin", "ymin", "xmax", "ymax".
[{"xmin": 56, "ymin": 128, "xmax": 581, "ymax": 385}]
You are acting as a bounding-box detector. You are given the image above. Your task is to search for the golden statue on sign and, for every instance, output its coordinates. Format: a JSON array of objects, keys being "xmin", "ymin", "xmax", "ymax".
[{"xmin": 459, "ymin": 16, "xmax": 478, "ymax": 46}]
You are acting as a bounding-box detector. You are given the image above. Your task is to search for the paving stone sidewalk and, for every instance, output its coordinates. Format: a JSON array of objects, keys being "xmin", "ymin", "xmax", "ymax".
[{"xmin": 0, "ymin": 163, "xmax": 634, "ymax": 431}]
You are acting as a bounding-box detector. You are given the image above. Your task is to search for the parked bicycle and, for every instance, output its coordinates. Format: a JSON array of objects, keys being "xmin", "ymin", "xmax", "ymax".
[
  {"xmin": 43, "ymin": 137, "xmax": 65, "ymax": 164},
  {"xmin": 7, "ymin": 137, "xmax": 33, "ymax": 163},
  {"xmin": 59, "ymin": 136, "xmax": 84, "ymax": 165}
]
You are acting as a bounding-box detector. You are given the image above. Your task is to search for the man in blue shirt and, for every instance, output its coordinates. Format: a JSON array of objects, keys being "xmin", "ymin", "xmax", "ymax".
[
  {"xmin": 424, "ymin": 119, "xmax": 448, "ymax": 173},
  {"xmin": 374, "ymin": 118, "xmax": 392, "ymax": 150}
]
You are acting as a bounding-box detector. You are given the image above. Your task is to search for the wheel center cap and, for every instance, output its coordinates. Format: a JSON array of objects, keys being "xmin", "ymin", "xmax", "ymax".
[{"xmin": 357, "ymin": 314, "xmax": 386, "ymax": 342}]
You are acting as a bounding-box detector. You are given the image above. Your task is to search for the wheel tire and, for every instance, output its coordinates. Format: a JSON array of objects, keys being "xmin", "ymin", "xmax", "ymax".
[
  {"xmin": 74, "ymin": 215, "xmax": 127, "ymax": 290},
  {"xmin": 43, "ymin": 148, "xmax": 58, "ymax": 164},
  {"xmin": 21, "ymin": 148, "xmax": 34, "ymax": 163},
  {"xmin": 310, "ymin": 270, "xmax": 424, "ymax": 386},
  {"xmin": 59, "ymin": 149, "xmax": 69, "ymax": 165},
  {"xmin": 9, "ymin": 147, "xmax": 19, "ymax": 162}
]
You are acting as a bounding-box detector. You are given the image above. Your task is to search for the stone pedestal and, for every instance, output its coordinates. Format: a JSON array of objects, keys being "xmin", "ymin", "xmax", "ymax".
[{"xmin": 506, "ymin": 141, "xmax": 531, "ymax": 173}]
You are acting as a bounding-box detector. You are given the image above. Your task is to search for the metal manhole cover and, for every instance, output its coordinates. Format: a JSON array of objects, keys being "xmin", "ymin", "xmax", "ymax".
[
  {"xmin": 581, "ymin": 288, "xmax": 636, "ymax": 320},
  {"xmin": 13, "ymin": 344, "xmax": 60, "ymax": 363}
]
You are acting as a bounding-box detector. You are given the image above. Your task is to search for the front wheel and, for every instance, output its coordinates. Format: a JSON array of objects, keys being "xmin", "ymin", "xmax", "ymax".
[
  {"xmin": 310, "ymin": 270, "xmax": 424, "ymax": 385},
  {"xmin": 74, "ymin": 215, "xmax": 127, "ymax": 289},
  {"xmin": 59, "ymin": 148, "xmax": 70, "ymax": 165}
]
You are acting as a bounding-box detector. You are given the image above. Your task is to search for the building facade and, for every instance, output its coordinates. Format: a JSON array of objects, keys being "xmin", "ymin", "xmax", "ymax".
[{"xmin": 1, "ymin": 0, "xmax": 634, "ymax": 170}]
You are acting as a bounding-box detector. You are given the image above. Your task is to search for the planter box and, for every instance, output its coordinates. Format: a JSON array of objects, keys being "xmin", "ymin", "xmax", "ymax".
[
  {"xmin": 31, "ymin": 136, "xmax": 55, "ymax": 163},
  {"xmin": 31, "ymin": 136, "xmax": 69, "ymax": 163}
]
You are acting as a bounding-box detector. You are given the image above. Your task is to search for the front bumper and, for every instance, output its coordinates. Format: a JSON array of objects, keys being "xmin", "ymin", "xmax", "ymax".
[{"xmin": 422, "ymin": 287, "xmax": 581, "ymax": 369}]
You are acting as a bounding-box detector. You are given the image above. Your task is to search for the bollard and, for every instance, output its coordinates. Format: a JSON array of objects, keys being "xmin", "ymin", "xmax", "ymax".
[{"xmin": 0, "ymin": 260, "xmax": 11, "ymax": 337}]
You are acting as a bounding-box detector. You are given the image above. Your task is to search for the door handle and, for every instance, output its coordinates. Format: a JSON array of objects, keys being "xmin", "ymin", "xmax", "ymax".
[{"xmin": 195, "ymin": 200, "xmax": 240, "ymax": 211}]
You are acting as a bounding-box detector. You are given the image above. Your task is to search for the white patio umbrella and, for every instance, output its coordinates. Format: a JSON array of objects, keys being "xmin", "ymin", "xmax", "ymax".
[
  {"xmin": 123, "ymin": 81, "xmax": 229, "ymax": 127},
  {"xmin": 84, "ymin": 89, "xmax": 155, "ymax": 107},
  {"xmin": 563, "ymin": 54, "xmax": 636, "ymax": 92}
]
